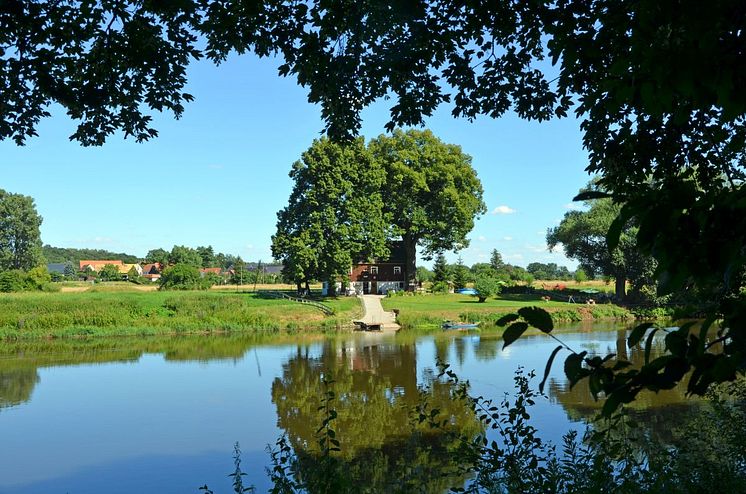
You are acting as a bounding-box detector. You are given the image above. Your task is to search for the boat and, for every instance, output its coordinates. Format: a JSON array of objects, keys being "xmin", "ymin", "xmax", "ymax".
[{"xmin": 442, "ymin": 321, "xmax": 480, "ymax": 330}]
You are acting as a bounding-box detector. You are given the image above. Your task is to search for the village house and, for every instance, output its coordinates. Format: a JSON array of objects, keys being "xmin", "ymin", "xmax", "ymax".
[
  {"xmin": 141, "ymin": 263, "xmax": 163, "ymax": 282},
  {"xmin": 322, "ymin": 242, "xmax": 407, "ymax": 296},
  {"xmin": 79, "ymin": 260, "xmax": 124, "ymax": 272}
]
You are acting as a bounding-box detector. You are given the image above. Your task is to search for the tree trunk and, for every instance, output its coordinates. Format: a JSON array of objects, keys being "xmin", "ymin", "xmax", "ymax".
[
  {"xmin": 296, "ymin": 281, "xmax": 302, "ymax": 295},
  {"xmin": 403, "ymin": 234, "xmax": 417, "ymax": 291},
  {"xmin": 615, "ymin": 274, "xmax": 626, "ymax": 301}
]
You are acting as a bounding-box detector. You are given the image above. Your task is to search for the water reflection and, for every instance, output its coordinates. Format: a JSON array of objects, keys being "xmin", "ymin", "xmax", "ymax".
[
  {"xmin": 0, "ymin": 333, "xmax": 323, "ymax": 410},
  {"xmin": 271, "ymin": 335, "xmax": 481, "ymax": 492}
]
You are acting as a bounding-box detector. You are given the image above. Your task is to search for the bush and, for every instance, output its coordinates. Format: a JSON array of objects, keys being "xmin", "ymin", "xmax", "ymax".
[
  {"xmin": 574, "ymin": 268, "xmax": 588, "ymax": 283},
  {"xmin": 159, "ymin": 264, "xmax": 209, "ymax": 290},
  {"xmin": 473, "ymin": 276, "xmax": 501, "ymax": 302},
  {"xmin": 431, "ymin": 281, "xmax": 450, "ymax": 293},
  {"xmin": 25, "ymin": 266, "xmax": 51, "ymax": 290},
  {"xmin": 0, "ymin": 270, "xmax": 27, "ymax": 292}
]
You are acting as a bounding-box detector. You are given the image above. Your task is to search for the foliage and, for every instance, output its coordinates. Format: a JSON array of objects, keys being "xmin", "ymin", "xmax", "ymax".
[
  {"xmin": 169, "ymin": 245, "xmax": 203, "ymax": 268},
  {"xmin": 548, "ymin": 184, "xmax": 651, "ymax": 300},
  {"xmin": 127, "ymin": 266, "xmax": 143, "ymax": 284},
  {"xmin": 415, "ymin": 266, "xmax": 433, "ymax": 283},
  {"xmin": 196, "ymin": 245, "xmax": 217, "ymax": 268},
  {"xmin": 452, "ymin": 257, "xmax": 469, "ymax": 290},
  {"xmin": 63, "ymin": 261, "xmax": 77, "ymax": 279},
  {"xmin": 574, "ymin": 269, "xmax": 588, "ymax": 283},
  {"xmin": 145, "ymin": 248, "xmax": 170, "ymax": 266},
  {"xmin": 230, "ymin": 257, "xmax": 248, "ymax": 285},
  {"xmin": 431, "ymin": 281, "xmax": 451, "ymax": 294},
  {"xmin": 370, "ymin": 129, "xmax": 486, "ymax": 286},
  {"xmin": 432, "ymin": 253, "xmax": 450, "ymax": 284},
  {"xmin": 527, "ymin": 262, "xmax": 572, "ymax": 281},
  {"xmin": 490, "ymin": 249, "xmax": 504, "ymax": 272},
  {"xmin": 98, "ymin": 264, "xmax": 121, "ymax": 282},
  {"xmin": 0, "ymin": 189, "xmax": 44, "ymax": 271},
  {"xmin": 43, "ymin": 245, "xmax": 139, "ymax": 264},
  {"xmin": 0, "ymin": 270, "xmax": 27, "ymax": 293},
  {"xmin": 25, "ymin": 266, "xmax": 51, "ymax": 290},
  {"xmin": 159, "ymin": 263, "xmax": 208, "ymax": 291},
  {"xmin": 272, "ymin": 138, "xmax": 390, "ymax": 293},
  {"xmin": 473, "ymin": 276, "xmax": 502, "ymax": 303}
]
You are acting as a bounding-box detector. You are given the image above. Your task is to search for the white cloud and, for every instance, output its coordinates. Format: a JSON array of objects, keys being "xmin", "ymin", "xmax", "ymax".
[
  {"xmin": 246, "ymin": 244, "xmax": 254, "ymax": 249},
  {"xmin": 477, "ymin": 235, "xmax": 487, "ymax": 242},
  {"xmin": 503, "ymin": 236, "xmax": 513, "ymax": 241},
  {"xmin": 477, "ymin": 253, "xmax": 488, "ymax": 259},
  {"xmin": 504, "ymin": 253, "xmax": 524, "ymax": 261},
  {"xmin": 563, "ymin": 202, "xmax": 583, "ymax": 210},
  {"xmin": 491, "ymin": 205, "xmax": 516, "ymax": 215}
]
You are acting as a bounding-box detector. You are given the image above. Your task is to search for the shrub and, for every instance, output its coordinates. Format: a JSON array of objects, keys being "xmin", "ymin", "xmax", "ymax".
[
  {"xmin": 473, "ymin": 276, "xmax": 501, "ymax": 302},
  {"xmin": 574, "ymin": 268, "xmax": 588, "ymax": 283},
  {"xmin": 0, "ymin": 270, "xmax": 27, "ymax": 292},
  {"xmin": 431, "ymin": 281, "xmax": 450, "ymax": 293},
  {"xmin": 25, "ymin": 265, "xmax": 51, "ymax": 290},
  {"xmin": 159, "ymin": 264, "xmax": 207, "ymax": 290}
]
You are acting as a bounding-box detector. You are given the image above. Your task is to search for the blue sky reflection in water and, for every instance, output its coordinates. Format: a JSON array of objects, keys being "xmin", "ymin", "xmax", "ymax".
[{"xmin": 0, "ymin": 325, "xmax": 685, "ymax": 493}]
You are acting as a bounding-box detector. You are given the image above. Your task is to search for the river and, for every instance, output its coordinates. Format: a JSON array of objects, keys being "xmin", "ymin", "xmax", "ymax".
[{"xmin": 0, "ymin": 323, "xmax": 693, "ymax": 493}]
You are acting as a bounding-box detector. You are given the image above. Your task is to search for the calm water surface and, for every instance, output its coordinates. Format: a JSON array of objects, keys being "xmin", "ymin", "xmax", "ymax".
[{"xmin": 0, "ymin": 323, "xmax": 691, "ymax": 493}]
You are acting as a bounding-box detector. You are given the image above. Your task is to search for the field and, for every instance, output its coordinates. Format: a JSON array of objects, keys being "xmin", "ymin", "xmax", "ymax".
[
  {"xmin": 381, "ymin": 293, "xmax": 631, "ymax": 328},
  {"xmin": 0, "ymin": 290, "xmax": 362, "ymax": 340}
]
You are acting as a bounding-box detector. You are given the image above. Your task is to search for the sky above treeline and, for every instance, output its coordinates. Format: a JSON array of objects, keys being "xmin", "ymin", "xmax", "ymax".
[{"xmin": 1, "ymin": 54, "xmax": 591, "ymax": 269}]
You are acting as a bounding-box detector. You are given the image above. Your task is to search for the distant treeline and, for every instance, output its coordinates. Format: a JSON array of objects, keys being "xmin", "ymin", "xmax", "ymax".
[{"xmin": 43, "ymin": 245, "xmax": 140, "ymax": 264}]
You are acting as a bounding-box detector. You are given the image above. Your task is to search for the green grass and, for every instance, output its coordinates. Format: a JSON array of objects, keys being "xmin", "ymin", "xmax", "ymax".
[
  {"xmin": 0, "ymin": 291, "xmax": 363, "ymax": 340},
  {"xmin": 381, "ymin": 293, "xmax": 632, "ymax": 328}
]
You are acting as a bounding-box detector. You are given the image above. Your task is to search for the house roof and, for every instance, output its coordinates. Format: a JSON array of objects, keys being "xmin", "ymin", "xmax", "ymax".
[
  {"xmin": 245, "ymin": 263, "xmax": 284, "ymax": 274},
  {"xmin": 47, "ymin": 263, "xmax": 67, "ymax": 274},
  {"xmin": 119, "ymin": 264, "xmax": 141, "ymax": 274},
  {"xmin": 79, "ymin": 260, "xmax": 123, "ymax": 269},
  {"xmin": 200, "ymin": 267, "xmax": 223, "ymax": 274},
  {"xmin": 142, "ymin": 263, "xmax": 162, "ymax": 274}
]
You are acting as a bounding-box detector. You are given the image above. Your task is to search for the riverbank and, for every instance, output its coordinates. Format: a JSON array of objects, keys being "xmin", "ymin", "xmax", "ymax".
[
  {"xmin": 0, "ymin": 291, "xmax": 362, "ymax": 340},
  {"xmin": 381, "ymin": 293, "xmax": 632, "ymax": 328}
]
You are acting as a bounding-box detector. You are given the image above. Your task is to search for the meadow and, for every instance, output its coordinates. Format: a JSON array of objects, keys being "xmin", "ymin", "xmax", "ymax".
[
  {"xmin": 381, "ymin": 292, "xmax": 632, "ymax": 328},
  {"xmin": 0, "ymin": 289, "xmax": 361, "ymax": 339}
]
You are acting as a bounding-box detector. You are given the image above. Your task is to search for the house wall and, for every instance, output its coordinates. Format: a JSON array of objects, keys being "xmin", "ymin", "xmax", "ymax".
[{"xmin": 351, "ymin": 263, "xmax": 405, "ymax": 282}]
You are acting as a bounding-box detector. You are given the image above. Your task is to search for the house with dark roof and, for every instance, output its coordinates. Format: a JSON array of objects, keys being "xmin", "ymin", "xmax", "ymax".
[
  {"xmin": 322, "ymin": 242, "xmax": 407, "ymax": 295},
  {"xmin": 47, "ymin": 263, "xmax": 68, "ymax": 275}
]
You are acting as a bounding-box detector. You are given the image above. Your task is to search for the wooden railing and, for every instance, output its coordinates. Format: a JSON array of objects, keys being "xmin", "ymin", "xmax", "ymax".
[{"xmin": 259, "ymin": 291, "xmax": 335, "ymax": 316}]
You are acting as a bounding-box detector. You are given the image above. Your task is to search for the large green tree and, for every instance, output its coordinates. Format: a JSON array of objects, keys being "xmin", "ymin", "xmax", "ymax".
[
  {"xmin": 547, "ymin": 190, "xmax": 649, "ymax": 300},
  {"xmin": 369, "ymin": 129, "xmax": 486, "ymax": 288},
  {"xmin": 272, "ymin": 138, "xmax": 390, "ymax": 295},
  {"xmin": 0, "ymin": 189, "xmax": 44, "ymax": 271},
  {"xmin": 168, "ymin": 245, "xmax": 202, "ymax": 268}
]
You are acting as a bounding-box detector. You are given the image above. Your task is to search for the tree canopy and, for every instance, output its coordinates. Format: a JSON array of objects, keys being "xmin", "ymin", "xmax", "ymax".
[
  {"xmin": 0, "ymin": 189, "xmax": 44, "ymax": 271},
  {"xmin": 271, "ymin": 137, "xmax": 390, "ymax": 293},
  {"xmin": 370, "ymin": 129, "xmax": 486, "ymax": 287}
]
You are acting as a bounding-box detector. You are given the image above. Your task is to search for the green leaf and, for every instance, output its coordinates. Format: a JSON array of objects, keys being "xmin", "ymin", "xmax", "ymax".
[
  {"xmin": 644, "ymin": 327, "xmax": 661, "ymax": 365},
  {"xmin": 573, "ymin": 190, "xmax": 611, "ymax": 201},
  {"xmin": 564, "ymin": 351, "xmax": 588, "ymax": 386},
  {"xmin": 502, "ymin": 322, "xmax": 529, "ymax": 349},
  {"xmin": 539, "ymin": 345, "xmax": 563, "ymax": 394},
  {"xmin": 517, "ymin": 306, "xmax": 553, "ymax": 332},
  {"xmin": 496, "ymin": 313, "xmax": 520, "ymax": 327},
  {"xmin": 628, "ymin": 322, "xmax": 655, "ymax": 349},
  {"xmin": 606, "ymin": 213, "xmax": 626, "ymax": 253}
]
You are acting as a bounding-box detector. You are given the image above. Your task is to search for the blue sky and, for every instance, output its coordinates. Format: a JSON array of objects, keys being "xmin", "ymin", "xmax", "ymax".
[{"xmin": 0, "ymin": 54, "xmax": 590, "ymax": 269}]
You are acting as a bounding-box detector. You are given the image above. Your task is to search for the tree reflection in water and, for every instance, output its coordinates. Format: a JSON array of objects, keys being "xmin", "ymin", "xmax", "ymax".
[{"xmin": 271, "ymin": 337, "xmax": 482, "ymax": 493}]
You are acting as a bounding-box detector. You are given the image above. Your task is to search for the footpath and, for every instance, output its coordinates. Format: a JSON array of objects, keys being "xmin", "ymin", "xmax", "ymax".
[{"xmin": 356, "ymin": 295, "xmax": 401, "ymax": 331}]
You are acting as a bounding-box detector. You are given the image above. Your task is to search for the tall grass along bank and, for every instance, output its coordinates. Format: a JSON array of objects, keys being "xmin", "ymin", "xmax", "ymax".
[{"xmin": 0, "ymin": 291, "xmax": 361, "ymax": 340}]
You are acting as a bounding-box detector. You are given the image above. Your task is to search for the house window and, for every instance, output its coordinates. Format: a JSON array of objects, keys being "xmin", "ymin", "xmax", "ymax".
[
  {"xmin": 371, "ymin": 266, "xmax": 379, "ymax": 275},
  {"xmin": 393, "ymin": 266, "xmax": 402, "ymax": 275}
]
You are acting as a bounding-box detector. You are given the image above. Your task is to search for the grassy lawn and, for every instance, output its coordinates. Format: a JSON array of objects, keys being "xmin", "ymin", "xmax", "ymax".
[
  {"xmin": 0, "ymin": 290, "xmax": 362, "ymax": 340},
  {"xmin": 382, "ymin": 293, "xmax": 631, "ymax": 328}
]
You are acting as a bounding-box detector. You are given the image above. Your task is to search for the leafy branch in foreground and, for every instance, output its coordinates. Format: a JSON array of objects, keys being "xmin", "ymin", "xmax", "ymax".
[{"xmin": 497, "ymin": 306, "xmax": 732, "ymax": 417}]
